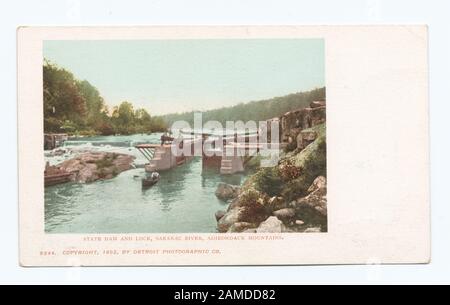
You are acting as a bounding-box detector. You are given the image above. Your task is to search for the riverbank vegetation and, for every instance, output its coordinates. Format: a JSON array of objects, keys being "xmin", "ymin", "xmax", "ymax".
[
  {"xmin": 43, "ymin": 60, "xmax": 167, "ymax": 136},
  {"xmin": 44, "ymin": 60, "xmax": 324, "ymax": 135},
  {"xmin": 215, "ymin": 123, "xmax": 327, "ymax": 233}
]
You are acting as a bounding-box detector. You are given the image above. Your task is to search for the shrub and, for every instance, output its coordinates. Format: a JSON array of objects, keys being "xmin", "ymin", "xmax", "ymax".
[
  {"xmin": 95, "ymin": 155, "xmax": 114, "ymax": 169},
  {"xmin": 252, "ymin": 167, "xmax": 284, "ymax": 197},
  {"xmin": 279, "ymin": 159, "xmax": 302, "ymax": 181},
  {"xmin": 281, "ymin": 136, "xmax": 327, "ymax": 201},
  {"xmin": 237, "ymin": 188, "xmax": 270, "ymax": 223},
  {"xmin": 239, "ymin": 188, "xmax": 266, "ymax": 207},
  {"xmin": 44, "ymin": 117, "xmax": 64, "ymax": 133},
  {"xmin": 281, "ymin": 177, "xmax": 311, "ymax": 202}
]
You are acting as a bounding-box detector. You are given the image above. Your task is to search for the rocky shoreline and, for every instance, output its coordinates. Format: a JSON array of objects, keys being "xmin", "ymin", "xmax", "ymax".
[
  {"xmin": 215, "ymin": 176, "xmax": 327, "ymax": 233},
  {"xmin": 214, "ymin": 122, "xmax": 327, "ymax": 233}
]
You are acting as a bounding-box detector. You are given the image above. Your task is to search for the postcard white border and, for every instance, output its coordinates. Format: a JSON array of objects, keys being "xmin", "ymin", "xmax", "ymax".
[{"xmin": 18, "ymin": 26, "xmax": 430, "ymax": 266}]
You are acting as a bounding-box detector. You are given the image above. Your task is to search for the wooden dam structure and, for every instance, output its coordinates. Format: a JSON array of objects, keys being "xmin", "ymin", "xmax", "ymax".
[
  {"xmin": 135, "ymin": 130, "xmax": 278, "ymax": 175},
  {"xmin": 136, "ymin": 100, "xmax": 326, "ymax": 175}
]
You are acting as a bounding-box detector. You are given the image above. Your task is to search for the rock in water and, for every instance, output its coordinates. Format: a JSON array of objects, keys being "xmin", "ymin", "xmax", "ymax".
[
  {"xmin": 217, "ymin": 207, "xmax": 243, "ymax": 233},
  {"xmin": 215, "ymin": 210, "xmax": 226, "ymax": 222},
  {"xmin": 216, "ymin": 187, "xmax": 271, "ymax": 232},
  {"xmin": 256, "ymin": 216, "xmax": 283, "ymax": 233},
  {"xmin": 215, "ymin": 183, "xmax": 241, "ymax": 201},
  {"xmin": 227, "ymin": 198, "xmax": 241, "ymax": 212},
  {"xmin": 57, "ymin": 152, "xmax": 135, "ymax": 183}
]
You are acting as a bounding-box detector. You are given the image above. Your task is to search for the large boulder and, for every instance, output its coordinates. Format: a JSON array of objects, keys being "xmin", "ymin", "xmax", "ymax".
[
  {"xmin": 217, "ymin": 207, "xmax": 243, "ymax": 233},
  {"xmin": 227, "ymin": 198, "xmax": 241, "ymax": 212},
  {"xmin": 218, "ymin": 204, "xmax": 269, "ymax": 233},
  {"xmin": 215, "ymin": 210, "xmax": 226, "ymax": 222},
  {"xmin": 297, "ymin": 130, "xmax": 318, "ymax": 151},
  {"xmin": 76, "ymin": 163, "xmax": 99, "ymax": 183},
  {"xmin": 266, "ymin": 196, "xmax": 288, "ymax": 212},
  {"xmin": 273, "ymin": 208, "xmax": 296, "ymax": 223},
  {"xmin": 58, "ymin": 152, "xmax": 135, "ymax": 183},
  {"xmin": 215, "ymin": 183, "xmax": 241, "ymax": 201},
  {"xmin": 114, "ymin": 154, "xmax": 137, "ymax": 172},
  {"xmin": 310, "ymin": 106, "xmax": 326, "ymax": 126},
  {"xmin": 217, "ymin": 190, "xmax": 270, "ymax": 233},
  {"xmin": 308, "ymin": 175, "xmax": 326, "ymax": 193},
  {"xmin": 256, "ymin": 216, "xmax": 283, "ymax": 233},
  {"xmin": 291, "ymin": 176, "xmax": 327, "ymax": 227},
  {"xmin": 227, "ymin": 222, "xmax": 257, "ymax": 233}
]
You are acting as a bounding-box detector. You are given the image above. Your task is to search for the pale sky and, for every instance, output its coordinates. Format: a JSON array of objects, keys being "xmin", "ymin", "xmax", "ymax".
[{"xmin": 43, "ymin": 39, "xmax": 325, "ymax": 115}]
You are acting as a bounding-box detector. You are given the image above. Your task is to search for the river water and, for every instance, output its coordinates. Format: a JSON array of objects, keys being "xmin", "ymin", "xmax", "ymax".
[{"xmin": 44, "ymin": 134, "xmax": 248, "ymax": 233}]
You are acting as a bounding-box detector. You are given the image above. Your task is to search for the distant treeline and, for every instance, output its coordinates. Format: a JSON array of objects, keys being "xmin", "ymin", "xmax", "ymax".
[
  {"xmin": 159, "ymin": 87, "xmax": 326, "ymax": 127},
  {"xmin": 44, "ymin": 60, "xmax": 325, "ymax": 135},
  {"xmin": 43, "ymin": 61, "xmax": 167, "ymax": 136}
]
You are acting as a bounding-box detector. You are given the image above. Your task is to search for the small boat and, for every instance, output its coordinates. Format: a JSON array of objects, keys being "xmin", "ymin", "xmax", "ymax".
[{"xmin": 141, "ymin": 175, "xmax": 159, "ymax": 188}]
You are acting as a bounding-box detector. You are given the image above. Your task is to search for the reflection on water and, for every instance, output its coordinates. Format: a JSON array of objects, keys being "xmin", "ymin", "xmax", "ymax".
[
  {"xmin": 45, "ymin": 152, "xmax": 249, "ymax": 233},
  {"xmin": 201, "ymin": 167, "xmax": 245, "ymax": 188}
]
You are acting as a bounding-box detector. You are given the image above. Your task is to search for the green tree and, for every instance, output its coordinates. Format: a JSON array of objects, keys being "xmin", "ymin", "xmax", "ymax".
[
  {"xmin": 77, "ymin": 80, "xmax": 105, "ymax": 129},
  {"xmin": 111, "ymin": 102, "xmax": 136, "ymax": 134},
  {"xmin": 43, "ymin": 61, "xmax": 86, "ymax": 132}
]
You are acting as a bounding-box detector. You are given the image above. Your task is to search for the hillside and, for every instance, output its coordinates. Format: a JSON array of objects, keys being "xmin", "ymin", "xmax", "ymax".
[{"xmin": 159, "ymin": 87, "xmax": 326, "ymax": 126}]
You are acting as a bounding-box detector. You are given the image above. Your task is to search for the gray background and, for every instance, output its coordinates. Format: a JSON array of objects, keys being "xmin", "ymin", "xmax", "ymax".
[{"xmin": 2, "ymin": 0, "xmax": 449, "ymax": 284}]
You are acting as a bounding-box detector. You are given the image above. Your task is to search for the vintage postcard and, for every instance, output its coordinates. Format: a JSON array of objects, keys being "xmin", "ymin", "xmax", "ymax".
[{"xmin": 18, "ymin": 26, "xmax": 430, "ymax": 266}]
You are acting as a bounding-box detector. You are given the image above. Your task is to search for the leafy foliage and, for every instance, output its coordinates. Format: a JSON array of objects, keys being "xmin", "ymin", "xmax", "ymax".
[
  {"xmin": 43, "ymin": 60, "xmax": 167, "ymax": 135},
  {"xmin": 281, "ymin": 125, "xmax": 327, "ymax": 201},
  {"xmin": 243, "ymin": 123, "xmax": 326, "ymax": 203},
  {"xmin": 278, "ymin": 160, "xmax": 302, "ymax": 181},
  {"xmin": 239, "ymin": 188, "xmax": 266, "ymax": 207},
  {"xmin": 252, "ymin": 167, "xmax": 284, "ymax": 197},
  {"xmin": 94, "ymin": 153, "xmax": 117, "ymax": 170},
  {"xmin": 237, "ymin": 188, "xmax": 270, "ymax": 223}
]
